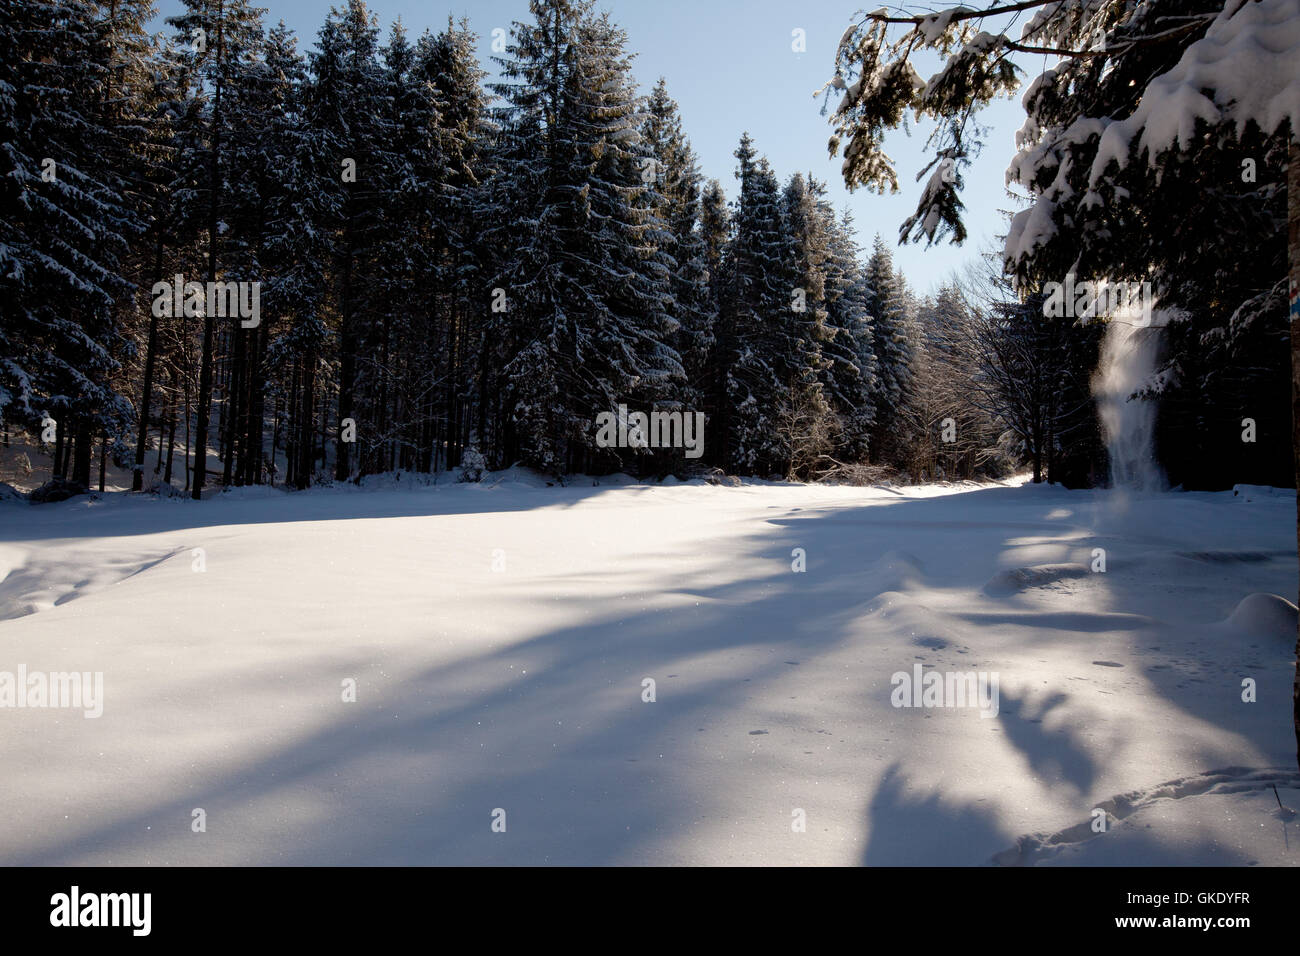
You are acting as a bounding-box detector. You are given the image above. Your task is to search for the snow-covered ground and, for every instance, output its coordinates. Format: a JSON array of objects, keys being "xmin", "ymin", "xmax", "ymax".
[{"xmin": 0, "ymin": 474, "xmax": 1297, "ymax": 865}]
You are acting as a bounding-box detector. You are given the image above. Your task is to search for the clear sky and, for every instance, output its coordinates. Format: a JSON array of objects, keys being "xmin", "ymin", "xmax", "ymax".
[{"xmin": 153, "ymin": 0, "xmax": 1032, "ymax": 296}]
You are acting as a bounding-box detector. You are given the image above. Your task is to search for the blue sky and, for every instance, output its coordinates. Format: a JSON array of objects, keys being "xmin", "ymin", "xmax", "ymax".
[{"xmin": 153, "ymin": 0, "xmax": 1032, "ymax": 296}]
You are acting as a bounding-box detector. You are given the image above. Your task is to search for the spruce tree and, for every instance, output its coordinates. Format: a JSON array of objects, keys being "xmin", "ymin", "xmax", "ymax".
[
  {"xmin": 486, "ymin": 0, "xmax": 681, "ymax": 474},
  {"xmin": 779, "ymin": 172, "xmax": 834, "ymax": 477},
  {"xmin": 695, "ymin": 177, "xmax": 730, "ymax": 466},
  {"xmin": 864, "ymin": 236, "xmax": 914, "ymax": 459},
  {"xmin": 420, "ymin": 18, "xmax": 493, "ymax": 471},
  {"xmin": 720, "ymin": 135, "xmax": 842, "ymax": 476},
  {"xmin": 167, "ymin": 0, "xmax": 267, "ymax": 497},
  {"xmin": 0, "ymin": 0, "xmax": 145, "ymax": 485},
  {"xmin": 642, "ymin": 78, "xmax": 712, "ymax": 418},
  {"xmin": 821, "ymin": 208, "xmax": 877, "ymax": 461},
  {"xmin": 259, "ymin": 21, "xmax": 336, "ymax": 488},
  {"xmin": 307, "ymin": 0, "xmax": 387, "ymax": 481}
]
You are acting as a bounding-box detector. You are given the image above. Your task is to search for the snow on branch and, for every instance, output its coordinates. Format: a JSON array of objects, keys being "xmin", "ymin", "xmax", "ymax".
[{"xmin": 1088, "ymin": 0, "xmax": 1300, "ymax": 187}]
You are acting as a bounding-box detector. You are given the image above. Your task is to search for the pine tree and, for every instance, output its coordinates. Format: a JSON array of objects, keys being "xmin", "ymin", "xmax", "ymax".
[
  {"xmin": 354, "ymin": 19, "xmax": 443, "ymax": 475},
  {"xmin": 485, "ymin": 0, "xmax": 681, "ymax": 474},
  {"xmin": 420, "ymin": 18, "xmax": 494, "ymax": 471},
  {"xmin": 720, "ymin": 134, "xmax": 805, "ymax": 475},
  {"xmin": 220, "ymin": 17, "xmax": 316, "ymax": 487},
  {"xmin": 779, "ymin": 172, "xmax": 834, "ymax": 477},
  {"xmin": 129, "ymin": 28, "xmax": 195, "ymax": 492},
  {"xmin": 0, "ymin": 0, "xmax": 145, "ymax": 486},
  {"xmin": 821, "ymin": 208, "xmax": 877, "ymax": 461},
  {"xmin": 307, "ymin": 0, "xmax": 387, "ymax": 482},
  {"xmin": 694, "ymin": 177, "xmax": 730, "ymax": 466},
  {"xmin": 642, "ymin": 78, "xmax": 711, "ymax": 419},
  {"xmin": 864, "ymin": 236, "xmax": 913, "ymax": 460},
  {"xmin": 257, "ymin": 21, "xmax": 336, "ymax": 488},
  {"xmin": 167, "ymin": 0, "xmax": 267, "ymax": 498}
]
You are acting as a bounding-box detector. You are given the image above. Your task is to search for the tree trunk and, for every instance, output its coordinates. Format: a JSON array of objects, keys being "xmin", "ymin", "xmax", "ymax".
[
  {"xmin": 192, "ymin": 8, "xmax": 225, "ymax": 501},
  {"xmin": 320, "ymin": 385, "xmax": 329, "ymax": 472},
  {"xmin": 192, "ymin": 315, "xmax": 216, "ymax": 498},
  {"xmin": 297, "ymin": 352, "xmax": 315, "ymax": 490},
  {"xmin": 446, "ymin": 303, "xmax": 460, "ymax": 469},
  {"xmin": 245, "ymin": 322, "xmax": 266, "ymax": 484},
  {"xmin": 184, "ymin": 355, "xmax": 192, "ymax": 491},
  {"xmin": 477, "ymin": 332, "xmax": 490, "ymax": 463},
  {"xmin": 53, "ymin": 418, "xmax": 65, "ymax": 479},
  {"xmin": 270, "ymin": 386, "xmax": 281, "ymax": 487},
  {"xmin": 1288, "ymin": 135, "xmax": 1299, "ymax": 773},
  {"xmin": 223, "ymin": 323, "xmax": 243, "ymax": 487},
  {"xmin": 336, "ymin": 231, "xmax": 357, "ymax": 482},
  {"xmin": 133, "ymin": 234, "xmax": 164, "ymax": 491},
  {"xmin": 154, "ymin": 407, "xmax": 165, "ymax": 475},
  {"xmin": 71, "ymin": 420, "xmax": 92, "ymax": 488},
  {"xmin": 165, "ymin": 370, "xmax": 177, "ymax": 486}
]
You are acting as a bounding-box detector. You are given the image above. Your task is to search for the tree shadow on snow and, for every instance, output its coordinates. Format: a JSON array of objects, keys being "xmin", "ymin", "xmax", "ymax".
[{"xmin": 3, "ymin": 483, "xmax": 1293, "ymax": 865}]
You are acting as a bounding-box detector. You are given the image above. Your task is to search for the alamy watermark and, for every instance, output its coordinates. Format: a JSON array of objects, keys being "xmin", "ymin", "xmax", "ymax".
[
  {"xmin": 890, "ymin": 665, "xmax": 999, "ymax": 718},
  {"xmin": 152, "ymin": 274, "xmax": 261, "ymax": 328},
  {"xmin": 50, "ymin": 886, "xmax": 150, "ymax": 936},
  {"xmin": 1042, "ymin": 274, "xmax": 1153, "ymax": 327},
  {"xmin": 595, "ymin": 405, "xmax": 704, "ymax": 459},
  {"xmin": 0, "ymin": 664, "xmax": 103, "ymax": 718}
]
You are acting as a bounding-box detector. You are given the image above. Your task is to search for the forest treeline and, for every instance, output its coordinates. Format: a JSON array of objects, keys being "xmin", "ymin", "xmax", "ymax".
[{"xmin": 0, "ymin": 0, "xmax": 1289, "ymax": 495}]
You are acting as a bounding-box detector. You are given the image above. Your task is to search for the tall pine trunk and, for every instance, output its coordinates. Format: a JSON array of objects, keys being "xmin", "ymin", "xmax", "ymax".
[
  {"xmin": 244, "ymin": 322, "xmax": 267, "ymax": 484},
  {"xmin": 192, "ymin": 6, "xmax": 225, "ymax": 500},
  {"xmin": 183, "ymin": 347, "xmax": 192, "ymax": 491},
  {"xmin": 52, "ymin": 419, "xmax": 64, "ymax": 479},
  {"xmin": 1289, "ymin": 135, "xmax": 1299, "ymax": 773},
  {"xmin": 336, "ymin": 231, "xmax": 357, "ymax": 482},
  {"xmin": 223, "ymin": 323, "xmax": 244, "ymax": 486},
  {"xmin": 71, "ymin": 420, "xmax": 92, "ymax": 487},
  {"xmin": 297, "ymin": 351, "xmax": 315, "ymax": 489},
  {"xmin": 133, "ymin": 234, "xmax": 164, "ymax": 491},
  {"xmin": 165, "ymin": 368, "xmax": 177, "ymax": 485}
]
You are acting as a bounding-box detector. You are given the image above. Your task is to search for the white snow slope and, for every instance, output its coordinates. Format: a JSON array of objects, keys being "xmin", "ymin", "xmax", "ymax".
[{"xmin": 0, "ymin": 475, "xmax": 1297, "ymax": 866}]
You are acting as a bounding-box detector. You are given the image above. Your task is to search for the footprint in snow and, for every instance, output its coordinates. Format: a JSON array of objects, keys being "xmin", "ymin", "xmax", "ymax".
[
  {"xmin": 749, "ymin": 730, "xmax": 768, "ymax": 735},
  {"xmin": 1092, "ymin": 660, "xmax": 1124, "ymax": 667}
]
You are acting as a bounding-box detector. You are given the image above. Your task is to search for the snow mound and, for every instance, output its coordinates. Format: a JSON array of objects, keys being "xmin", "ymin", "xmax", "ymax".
[
  {"xmin": 590, "ymin": 472, "xmax": 641, "ymax": 487},
  {"xmin": 216, "ymin": 483, "xmax": 292, "ymax": 500},
  {"xmin": 28, "ymin": 477, "xmax": 89, "ymax": 504},
  {"xmin": 1173, "ymin": 549, "xmax": 1281, "ymax": 564},
  {"xmin": 141, "ymin": 478, "xmax": 187, "ymax": 499},
  {"xmin": 993, "ymin": 768, "xmax": 1300, "ymax": 866},
  {"xmin": 0, "ymin": 546, "xmax": 184, "ymax": 622},
  {"xmin": 983, "ymin": 563, "xmax": 1090, "ymax": 597},
  {"xmin": 0, "ymin": 544, "xmax": 23, "ymax": 585},
  {"xmin": 354, "ymin": 471, "xmax": 436, "ymax": 491},
  {"xmin": 1232, "ymin": 483, "xmax": 1295, "ymax": 502},
  {"xmin": 1221, "ymin": 592, "xmax": 1298, "ymax": 639},
  {"xmin": 865, "ymin": 550, "xmax": 926, "ymax": 592},
  {"xmin": 0, "ymin": 481, "xmax": 25, "ymax": 503},
  {"xmin": 860, "ymin": 590, "xmax": 969, "ymax": 655},
  {"xmin": 480, "ymin": 465, "xmax": 563, "ymax": 489}
]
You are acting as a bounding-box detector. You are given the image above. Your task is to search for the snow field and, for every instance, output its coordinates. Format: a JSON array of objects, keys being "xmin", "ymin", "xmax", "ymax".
[{"xmin": 0, "ymin": 476, "xmax": 1296, "ymax": 864}]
